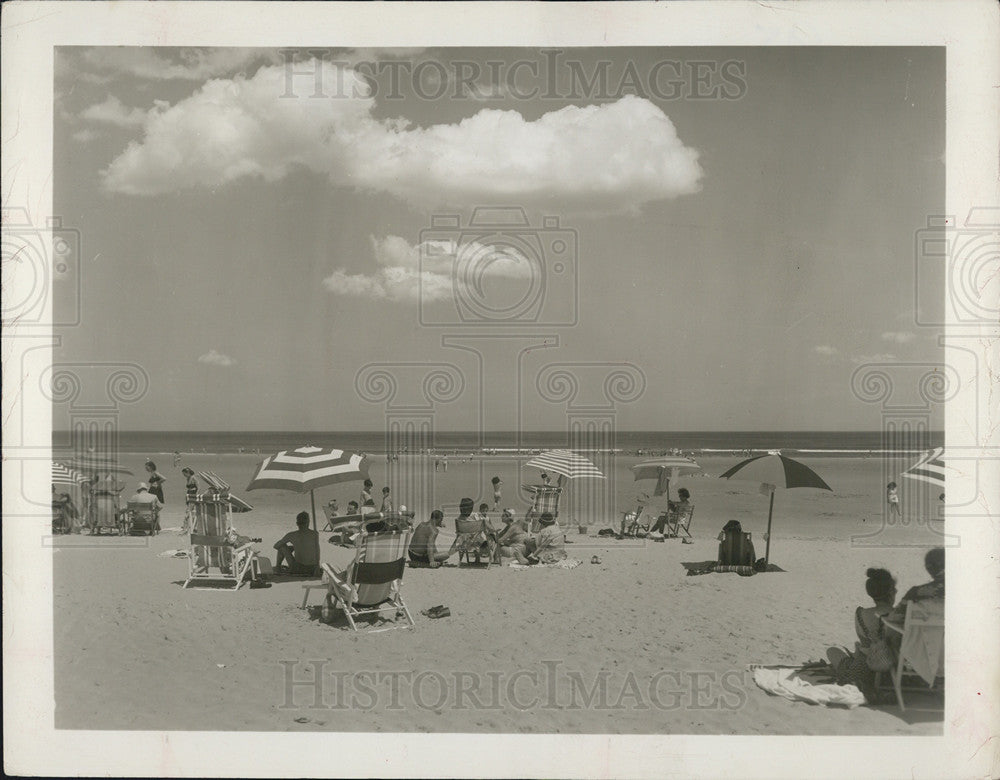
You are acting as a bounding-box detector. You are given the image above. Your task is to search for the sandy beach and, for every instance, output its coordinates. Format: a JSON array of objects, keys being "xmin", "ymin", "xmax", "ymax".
[{"xmin": 52, "ymin": 453, "xmax": 946, "ymax": 735}]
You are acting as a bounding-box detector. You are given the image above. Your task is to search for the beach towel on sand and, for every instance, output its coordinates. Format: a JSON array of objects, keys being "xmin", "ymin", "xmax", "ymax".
[
  {"xmin": 749, "ymin": 664, "xmax": 865, "ymax": 708},
  {"xmin": 509, "ymin": 558, "xmax": 582, "ymax": 570}
]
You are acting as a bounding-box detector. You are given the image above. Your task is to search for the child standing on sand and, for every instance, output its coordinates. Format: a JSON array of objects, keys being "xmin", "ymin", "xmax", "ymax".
[
  {"xmin": 886, "ymin": 481, "xmax": 901, "ymax": 519},
  {"xmin": 491, "ymin": 476, "xmax": 502, "ymax": 509}
]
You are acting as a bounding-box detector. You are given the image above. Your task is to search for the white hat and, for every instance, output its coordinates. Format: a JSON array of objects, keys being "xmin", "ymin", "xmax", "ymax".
[
  {"xmin": 138, "ymin": 482, "xmax": 150, "ymax": 491},
  {"xmin": 399, "ymin": 505, "xmax": 407, "ymax": 513}
]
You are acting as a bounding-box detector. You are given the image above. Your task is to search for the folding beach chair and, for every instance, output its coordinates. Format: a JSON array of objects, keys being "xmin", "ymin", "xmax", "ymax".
[
  {"xmin": 321, "ymin": 504, "xmax": 340, "ymax": 532},
  {"xmin": 301, "ymin": 529, "xmax": 414, "ymax": 632},
  {"xmin": 523, "ymin": 484, "xmax": 562, "ymax": 532},
  {"xmin": 880, "ymin": 601, "xmax": 944, "ymax": 711},
  {"xmin": 183, "ymin": 495, "xmax": 258, "ymax": 591},
  {"xmin": 126, "ymin": 501, "xmax": 161, "ymax": 536},
  {"xmin": 89, "ymin": 490, "xmax": 125, "ymax": 535},
  {"xmin": 456, "ymin": 516, "xmax": 497, "ymax": 568},
  {"xmin": 665, "ymin": 505, "xmax": 695, "ymax": 541}
]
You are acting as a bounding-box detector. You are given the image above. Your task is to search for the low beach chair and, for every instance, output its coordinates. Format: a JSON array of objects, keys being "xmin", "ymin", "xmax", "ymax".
[
  {"xmin": 88, "ymin": 490, "xmax": 124, "ymax": 535},
  {"xmin": 455, "ymin": 515, "xmax": 498, "ymax": 568},
  {"xmin": 302, "ymin": 529, "xmax": 414, "ymax": 631},
  {"xmin": 718, "ymin": 529, "xmax": 756, "ymax": 566},
  {"xmin": 183, "ymin": 496, "xmax": 258, "ymax": 591},
  {"xmin": 126, "ymin": 501, "xmax": 161, "ymax": 536},
  {"xmin": 880, "ymin": 601, "xmax": 944, "ymax": 711}
]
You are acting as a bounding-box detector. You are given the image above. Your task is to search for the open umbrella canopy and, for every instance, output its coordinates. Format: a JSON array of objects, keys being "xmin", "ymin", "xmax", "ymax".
[
  {"xmin": 631, "ymin": 456, "xmax": 702, "ymax": 496},
  {"xmin": 524, "ymin": 449, "xmax": 605, "ymax": 480},
  {"xmin": 52, "ymin": 462, "xmax": 89, "ymax": 485},
  {"xmin": 246, "ymin": 446, "xmax": 370, "ymax": 532},
  {"xmin": 719, "ymin": 453, "xmax": 832, "ymax": 491},
  {"xmin": 63, "ymin": 453, "xmax": 134, "ymax": 476},
  {"xmin": 246, "ymin": 446, "xmax": 371, "ymax": 493},
  {"xmin": 719, "ymin": 453, "xmax": 832, "ymax": 566},
  {"xmin": 902, "ymin": 447, "xmax": 946, "ymax": 488}
]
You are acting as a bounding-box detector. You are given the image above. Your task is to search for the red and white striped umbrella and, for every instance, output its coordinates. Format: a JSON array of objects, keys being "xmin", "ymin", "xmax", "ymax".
[
  {"xmin": 524, "ymin": 449, "xmax": 605, "ymax": 480},
  {"xmin": 246, "ymin": 446, "xmax": 371, "ymax": 531}
]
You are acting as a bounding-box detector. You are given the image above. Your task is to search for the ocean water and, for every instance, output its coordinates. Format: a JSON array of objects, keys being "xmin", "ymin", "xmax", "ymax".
[{"xmin": 54, "ymin": 429, "xmax": 944, "ymax": 456}]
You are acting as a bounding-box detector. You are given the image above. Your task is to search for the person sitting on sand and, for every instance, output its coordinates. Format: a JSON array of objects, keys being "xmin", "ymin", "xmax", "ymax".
[
  {"xmin": 273, "ymin": 511, "xmax": 320, "ymax": 576},
  {"xmin": 496, "ymin": 509, "xmax": 530, "ymax": 564},
  {"xmin": 523, "ymin": 512, "xmax": 566, "ymax": 564},
  {"xmin": 408, "ymin": 510, "xmax": 459, "ymax": 567},
  {"xmin": 888, "ymin": 547, "xmax": 944, "ymax": 624},
  {"xmin": 829, "ymin": 567, "xmax": 898, "ymax": 703}
]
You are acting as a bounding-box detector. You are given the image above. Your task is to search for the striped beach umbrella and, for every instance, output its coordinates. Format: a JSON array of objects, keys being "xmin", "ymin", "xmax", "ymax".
[
  {"xmin": 246, "ymin": 446, "xmax": 371, "ymax": 532},
  {"xmin": 631, "ymin": 456, "xmax": 702, "ymax": 497},
  {"xmin": 524, "ymin": 449, "xmax": 605, "ymax": 480},
  {"xmin": 902, "ymin": 447, "xmax": 946, "ymax": 488},
  {"xmin": 52, "ymin": 462, "xmax": 88, "ymax": 485},
  {"xmin": 720, "ymin": 453, "xmax": 832, "ymax": 566},
  {"xmin": 64, "ymin": 455, "xmax": 134, "ymax": 476}
]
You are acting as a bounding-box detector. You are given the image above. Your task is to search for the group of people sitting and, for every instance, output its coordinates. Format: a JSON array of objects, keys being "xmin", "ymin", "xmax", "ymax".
[
  {"xmin": 408, "ymin": 498, "xmax": 566, "ymax": 567},
  {"xmin": 828, "ymin": 547, "xmax": 945, "ymax": 702},
  {"xmin": 265, "ymin": 497, "xmax": 569, "ymax": 578}
]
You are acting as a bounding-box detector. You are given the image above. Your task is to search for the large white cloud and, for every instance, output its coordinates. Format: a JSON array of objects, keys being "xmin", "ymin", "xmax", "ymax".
[{"xmin": 101, "ymin": 59, "xmax": 702, "ymax": 213}]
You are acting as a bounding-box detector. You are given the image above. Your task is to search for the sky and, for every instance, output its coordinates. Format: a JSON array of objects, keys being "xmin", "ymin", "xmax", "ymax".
[{"xmin": 53, "ymin": 46, "xmax": 945, "ymax": 432}]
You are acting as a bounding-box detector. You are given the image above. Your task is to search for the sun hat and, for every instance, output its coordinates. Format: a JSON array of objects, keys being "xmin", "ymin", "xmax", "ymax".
[
  {"xmin": 181, "ymin": 467, "xmax": 194, "ymax": 476},
  {"xmin": 138, "ymin": 482, "xmax": 150, "ymax": 491}
]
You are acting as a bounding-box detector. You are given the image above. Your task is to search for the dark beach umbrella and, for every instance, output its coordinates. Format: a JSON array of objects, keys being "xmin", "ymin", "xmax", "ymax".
[
  {"xmin": 246, "ymin": 446, "xmax": 371, "ymax": 532},
  {"xmin": 719, "ymin": 453, "xmax": 832, "ymax": 565}
]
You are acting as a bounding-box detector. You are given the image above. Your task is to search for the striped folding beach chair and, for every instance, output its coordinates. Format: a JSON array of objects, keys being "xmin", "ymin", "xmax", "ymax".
[
  {"xmin": 301, "ymin": 529, "xmax": 414, "ymax": 632},
  {"xmin": 522, "ymin": 484, "xmax": 562, "ymax": 532}
]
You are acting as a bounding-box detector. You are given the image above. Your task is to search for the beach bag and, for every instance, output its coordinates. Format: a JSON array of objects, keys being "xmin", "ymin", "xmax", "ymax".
[{"xmin": 857, "ymin": 607, "xmax": 895, "ymax": 672}]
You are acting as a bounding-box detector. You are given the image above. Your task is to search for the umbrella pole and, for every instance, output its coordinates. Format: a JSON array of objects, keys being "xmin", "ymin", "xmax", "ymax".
[
  {"xmin": 764, "ymin": 489, "xmax": 775, "ymax": 566},
  {"xmin": 310, "ymin": 489, "xmax": 317, "ymax": 534}
]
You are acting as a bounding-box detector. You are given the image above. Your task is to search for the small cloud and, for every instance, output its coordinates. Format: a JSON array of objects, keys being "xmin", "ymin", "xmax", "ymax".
[
  {"xmin": 72, "ymin": 128, "xmax": 100, "ymax": 143},
  {"xmin": 198, "ymin": 349, "xmax": 237, "ymax": 367},
  {"xmin": 851, "ymin": 353, "xmax": 898, "ymax": 365},
  {"xmin": 325, "ymin": 234, "xmax": 535, "ymax": 303},
  {"xmin": 814, "ymin": 345, "xmax": 839, "ymax": 356},
  {"xmin": 881, "ymin": 331, "xmax": 916, "ymax": 344},
  {"xmin": 80, "ymin": 95, "xmax": 148, "ymax": 128}
]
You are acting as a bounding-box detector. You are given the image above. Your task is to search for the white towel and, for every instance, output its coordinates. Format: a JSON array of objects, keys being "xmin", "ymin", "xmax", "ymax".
[{"xmin": 749, "ymin": 665, "xmax": 866, "ymax": 708}]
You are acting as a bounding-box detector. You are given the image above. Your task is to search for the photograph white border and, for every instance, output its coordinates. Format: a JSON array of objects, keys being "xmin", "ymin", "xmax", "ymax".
[{"xmin": 3, "ymin": 2, "xmax": 998, "ymax": 777}]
